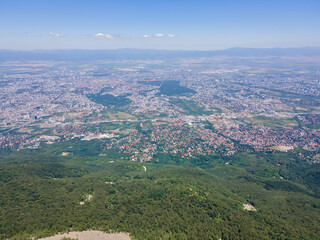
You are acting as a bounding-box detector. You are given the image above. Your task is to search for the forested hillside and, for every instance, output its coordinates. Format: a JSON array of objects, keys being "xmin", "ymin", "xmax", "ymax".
[{"xmin": 0, "ymin": 145, "xmax": 319, "ymax": 240}]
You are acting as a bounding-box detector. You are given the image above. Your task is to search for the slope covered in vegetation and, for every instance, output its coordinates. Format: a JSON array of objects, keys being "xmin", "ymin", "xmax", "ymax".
[{"xmin": 0, "ymin": 144, "xmax": 319, "ymax": 239}]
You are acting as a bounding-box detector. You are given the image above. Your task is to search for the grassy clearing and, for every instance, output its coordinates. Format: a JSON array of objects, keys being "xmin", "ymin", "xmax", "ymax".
[
  {"xmin": 170, "ymin": 98, "xmax": 213, "ymax": 116},
  {"xmin": 101, "ymin": 111, "xmax": 134, "ymax": 120},
  {"xmin": 241, "ymin": 116, "xmax": 299, "ymax": 128}
]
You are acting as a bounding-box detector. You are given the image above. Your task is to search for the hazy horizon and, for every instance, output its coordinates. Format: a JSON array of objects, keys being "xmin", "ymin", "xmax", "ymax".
[{"xmin": 1, "ymin": 46, "xmax": 320, "ymax": 52}]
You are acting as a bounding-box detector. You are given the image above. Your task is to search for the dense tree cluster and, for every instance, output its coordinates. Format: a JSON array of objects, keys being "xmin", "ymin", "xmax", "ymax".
[{"xmin": 0, "ymin": 147, "xmax": 319, "ymax": 239}]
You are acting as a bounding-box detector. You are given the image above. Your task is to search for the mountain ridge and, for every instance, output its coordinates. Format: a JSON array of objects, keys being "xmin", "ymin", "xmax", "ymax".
[{"xmin": 1, "ymin": 47, "xmax": 320, "ymax": 62}]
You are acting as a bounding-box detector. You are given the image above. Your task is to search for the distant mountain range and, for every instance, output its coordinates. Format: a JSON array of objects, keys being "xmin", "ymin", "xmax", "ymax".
[{"xmin": 1, "ymin": 47, "xmax": 320, "ymax": 62}]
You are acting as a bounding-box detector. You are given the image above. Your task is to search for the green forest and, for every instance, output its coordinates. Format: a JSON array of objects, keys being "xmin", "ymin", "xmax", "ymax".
[
  {"xmin": 0, "ymin": 143, "xmax": 320, "ymax": 239},
  {"xmin": 158, "ymin": 81, "xmax": 196, "ymax": 96},
  {"xmin": 86, "ymin": 93, "xmax": 132, "ymax": 107}
]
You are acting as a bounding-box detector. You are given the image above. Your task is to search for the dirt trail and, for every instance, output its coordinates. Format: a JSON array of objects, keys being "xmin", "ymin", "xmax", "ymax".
[{"xmin": 37, "ymin": 230, "xmax": 131, "ymax": 240}]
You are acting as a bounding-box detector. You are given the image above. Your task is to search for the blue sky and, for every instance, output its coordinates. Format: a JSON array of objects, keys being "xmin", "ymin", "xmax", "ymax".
[{"xmin": 1, "ymin": 0, "xmax": 319, "ymax": 50}]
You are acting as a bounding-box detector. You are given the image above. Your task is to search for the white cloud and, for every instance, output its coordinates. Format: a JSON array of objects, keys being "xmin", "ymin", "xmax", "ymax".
[
  {"xmin": 94, "ymin": 33, "xmax": 115, "ymax": 39},
  {"xmin": 143, "ymin": 34, "xmax": 152, "ymax": 38},
  {"xmin": 155, "ymin": 33, "xmax": 164, "ymax": 37},
  {"xmin": 168, "ymin": 34, "xmax": 175, "ymax": 38},
  {"xmin": 94, "ymin": 33, "xmax": 105, "ymax": 39},
  {"xmin": 50, "ymin": 32, "xmax": 60, "ymax": 37},
  {"xmin": 105, "ymin": 34, "xmax": 115, "ymax": 39}
]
